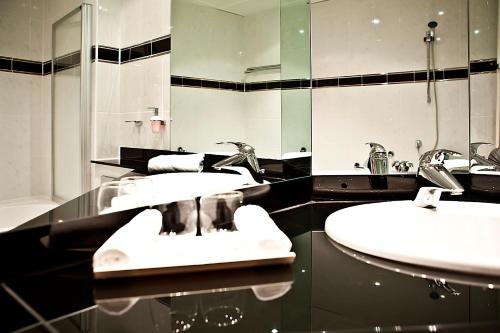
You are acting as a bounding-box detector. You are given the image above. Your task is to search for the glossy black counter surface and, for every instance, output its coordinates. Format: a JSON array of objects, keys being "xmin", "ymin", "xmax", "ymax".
[
  {"xmin": 3, "ymin": 202, "xmax": 500, "ymax": 333},
  {"xmin": 92, "ymin": 147, "xmax": 312, "ymax": 180}
]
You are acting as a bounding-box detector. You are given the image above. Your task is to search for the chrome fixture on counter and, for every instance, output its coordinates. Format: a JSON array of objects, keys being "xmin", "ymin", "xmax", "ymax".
[
  {"xmin": 470, "ymin": 142, "xmax": 495, "ymax": 167},
  {"xmin": 415, "ymin": 149, "xmax": 464, "ymax": 208},
  {"xmin": 212, "ymin": 142, "xmax": 265, "ymax": 184},
  {"xmin": 392, "ymin": 160, "xmax": 413, "ymax": 173},
  {"xmin": 366, "ymin": 142, "xmax": 389, "ymax": 175},
  {"xmin": 417, "ymin": 149, "xmax": 464, "ymax": 194}
]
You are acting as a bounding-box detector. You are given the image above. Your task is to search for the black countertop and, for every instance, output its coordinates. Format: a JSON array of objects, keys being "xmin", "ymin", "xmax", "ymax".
[{"xmin": 2, "ymin": 202, "xmax": 500, "ymax": 333}]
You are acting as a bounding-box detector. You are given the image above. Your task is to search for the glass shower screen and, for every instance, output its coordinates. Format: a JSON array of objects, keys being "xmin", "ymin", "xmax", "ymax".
[{"xmin": 52, "ymin": 5, "xmax": 92, "ymax": 202}]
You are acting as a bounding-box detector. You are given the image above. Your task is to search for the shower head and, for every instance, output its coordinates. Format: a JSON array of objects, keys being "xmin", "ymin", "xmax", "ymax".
[{"xmin": 428, "ymin": 21, "xmax": 438, "ymax": 29}]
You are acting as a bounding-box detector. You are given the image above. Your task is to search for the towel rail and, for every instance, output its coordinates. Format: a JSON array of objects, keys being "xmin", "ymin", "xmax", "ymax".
[{"xmin": 244, "ymin": 64, "xmax": 281, "ymax": 74}]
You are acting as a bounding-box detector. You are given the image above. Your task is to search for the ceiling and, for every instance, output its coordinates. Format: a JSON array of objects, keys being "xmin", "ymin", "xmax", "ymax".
[{"xmin": 186, "ymin": 0, "xmax": 280, "ymax": 16}]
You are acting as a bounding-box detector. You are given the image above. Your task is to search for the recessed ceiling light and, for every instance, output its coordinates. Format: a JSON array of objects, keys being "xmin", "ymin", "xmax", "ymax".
[
  {"xmin": 299, "ymin": 29, "xmax": 305, "ymax": 34},
  {"xmin": 438, "ymin": 10, "xmax": 445, "ymax": 15},
  {"xmin": 372, "ymin": 18, "xmax": 381, "ymax": 25},
  {"xmin": 474, "ymin": 29, "xmax": 480, "ymax": 35}
]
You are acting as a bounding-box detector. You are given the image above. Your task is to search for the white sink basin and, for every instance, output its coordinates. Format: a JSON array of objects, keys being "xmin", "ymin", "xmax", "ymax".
[
  {"xmin": 325, "ymin": 200, "xmax": 500, "ymax": 276},
  {"xmin": 147, "ymin": 172, "xmax": 254, "ymax": 204}
]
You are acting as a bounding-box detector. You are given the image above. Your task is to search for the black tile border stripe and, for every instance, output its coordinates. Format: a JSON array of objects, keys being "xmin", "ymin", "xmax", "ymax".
[
  {"xmin": 121, "ymin": 35, "xmax": 171, "ymax": 64},
  {"xmin": 172, "ymin": 59, "xmax": 497, "ymax": 92},
  {"xmin": 470, "ymin": 58, "xmax": 498, "ymax": 74},
  {"xmin": 313, "ymin": 64, "xmax": 492, "ymax": 89}
]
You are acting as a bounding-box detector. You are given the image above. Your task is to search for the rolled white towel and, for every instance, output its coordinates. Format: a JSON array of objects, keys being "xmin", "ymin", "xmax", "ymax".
[
  {"xmin": 93, "ymin": 209, "xmax": 163, "ymax": 270},
  {"xmin": 233, "ymin": 205, "xmax": 292, "ymax": 253},
  {"xmin": 148, "ymin": 153, "xmax": 205, "ymax": 173}
]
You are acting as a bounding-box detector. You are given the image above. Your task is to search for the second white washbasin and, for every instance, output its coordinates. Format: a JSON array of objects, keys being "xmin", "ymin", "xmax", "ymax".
[{"xmin": 325, "ymin": 200, "xmax": 500, "ymax": 276}]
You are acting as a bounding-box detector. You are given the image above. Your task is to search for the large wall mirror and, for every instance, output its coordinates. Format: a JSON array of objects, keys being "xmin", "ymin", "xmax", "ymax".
[
  {"xmin": 170, "ymin": 0, "xmax": 311, "ymax": 161},
  {"xmin": 469, "ymin": 0, "xmax": 500, "ymax": 175},
  {"xmin": 311, "ymin": 0, "xmax": 499, "ymax": 176}
]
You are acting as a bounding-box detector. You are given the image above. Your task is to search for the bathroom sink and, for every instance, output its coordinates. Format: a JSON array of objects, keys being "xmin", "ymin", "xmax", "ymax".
[
  {"xmin": 147, "ymin": 172, "xmax": 258, "ymax": 204},
  {"xmin": 325, "ymin": 200, "xmax": 500, "ymax": 276}
]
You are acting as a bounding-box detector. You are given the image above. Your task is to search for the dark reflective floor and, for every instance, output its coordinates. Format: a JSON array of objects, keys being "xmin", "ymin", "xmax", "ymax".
[{"xmin": 4, "ymin": 204, "xmax": 500, "ymax": 333}]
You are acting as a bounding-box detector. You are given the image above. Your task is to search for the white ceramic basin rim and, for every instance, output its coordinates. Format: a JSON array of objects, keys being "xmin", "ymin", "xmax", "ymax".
[{"xmin": 325, "ymin": 200, "xmax": 500, "ymax": 276}]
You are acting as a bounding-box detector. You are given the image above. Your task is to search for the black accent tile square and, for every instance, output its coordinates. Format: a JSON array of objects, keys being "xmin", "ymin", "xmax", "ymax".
[
  {"xmin": 71, "ymin": 52, "xmax": 81, "ymax": 67},
  {"xmin": 43, "ymin": 61, "xmax": 51, "ymax": 75},
  {"xmin": 201, "ymin": 79, "xmax": 220, "ymax": 89},
  {"xmin": 362, "ymin": 74, "xmax": 387, "ymax": 85},
  {"xmin": 433, "ymin": 70, "xmax": 444, "ymax": 80},
  {"xmin": 338, "ymin": 76, "xmax": 361, "ymax": 86},
  {"xmin": 121, "ymin": 48, "xmax": 130, "ymax": 63},
  {"xmin": 152, "ymin": 36, "xmax": 171, "ymax": 55},
  {"xmin": 470, "ymin": 60, "xmax": 497, "ymax": 73},
  {"xmin": 281, "ymin": 80, "xmax": 301, "ymax": 89},
  {"xmin": 91, "ymin": 46, "xmax": 96, "ymax": 61},
  {"xmin": 183, "ymin": 77, "xmax": 201, "ymax": 87},
  {"xmin": 237, "ymin": 83, "xmax": 245, "ymax": 91},
  {"xmin": 220, "ymin": 81, "xmax": 237, "ymax": 90},
  {"xmin": 300, "ymin": 79, "xmax": 311, "ymax": 88},
  {"xmin": 415, "ymin": 70, "xmax": 444, "ymax": 81},
  {"xmin": 171, "ymin": 75, "xmax": 182, "ymax": 86},
  {"xmin": 444, "ymin": 68, "xmax": 468, "ymax": 80},
  {"xmin": 389, "ymin": 72, "xmax": 414, "ymax": 83},
  {"xmin": 247, "ymin": 82, "xmax": 267, "ymax": 91},
  {"xmin": 130, "ymin": 43, "xmax": 151, "ymax": 61},
  {"xmin": 414, "ymin": 71, "xmax": 427, "ymax": 82},
  {"xmin": 267, "ymin": 81, "xmax": 281, "ymax": 89},
  {"xmin": 0, "ymin": 57, "xmax": 11, "ymax": 71},
  {"xmin": 311, "ymin": 79, "xmax": 319, "ymax": 88},
  {"xmin": 12, "ymin": 59, "xmax": 42, "ymax": 75},
  {"xmin": 317, "ymin": 78, "xmax": 338, "ymax": 88},
  {"xmin": 98, "ymin": 47, "xmax": 119, "ymax": 63}
]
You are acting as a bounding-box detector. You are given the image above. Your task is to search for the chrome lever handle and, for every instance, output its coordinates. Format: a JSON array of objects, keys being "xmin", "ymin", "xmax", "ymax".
[
  {"xmin": 366, "ymin": 142, "xmax": 387, "ymax": 153},
  {"xmin": 419, "ymin": 149, "xmax": 461, "ymax": 165}
]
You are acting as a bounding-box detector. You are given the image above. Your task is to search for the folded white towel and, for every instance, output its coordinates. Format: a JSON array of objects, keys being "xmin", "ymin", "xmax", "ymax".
[
  {"xmin": 148, "ymin": 154, "xmax": 205, "ymax": 173},
  {"xmin": 93, "ymin": 209, "xmax": 163, "ymax": 269},
  {"xmin": 233, "ymin": 205, "xmax": 292, "ymax": 253}
]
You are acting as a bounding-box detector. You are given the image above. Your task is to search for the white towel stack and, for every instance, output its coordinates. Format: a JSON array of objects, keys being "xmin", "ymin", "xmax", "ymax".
[
  {"xmin": 147, "ymin": 153, "xmax": 205, "ymax": 173},
  {"xmin": 233, "ymin": 205, "xmax": 292, "ymax": 253},
  {"xmin": 93, "ymin": 205, "xmax": 294, "ymax": 278},
  {"xmin": 93, "ymin": 209, "xmax": 163, "ymax": 269}
]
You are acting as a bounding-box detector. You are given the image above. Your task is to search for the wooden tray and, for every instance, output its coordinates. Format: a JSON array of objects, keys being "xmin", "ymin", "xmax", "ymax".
[{"xmin": 94, "ymin": 252, "xmax": 296, "ymax": 279}]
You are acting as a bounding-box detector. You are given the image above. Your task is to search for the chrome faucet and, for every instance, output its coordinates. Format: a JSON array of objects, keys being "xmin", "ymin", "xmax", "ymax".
[
  {"xmin": 414, "ymin": 149, "xmax": 464, "ymax": 208},
  {"xmin": 470, "ymin": 142, "xmax": 495, "ymax": 167},
  {"xmin": 212, "ymin": 142, "xmax": 265, "ymax": 184},
  {"xmin": 366, "ymin": 142, "xmax": 388, "ymax": 175}
]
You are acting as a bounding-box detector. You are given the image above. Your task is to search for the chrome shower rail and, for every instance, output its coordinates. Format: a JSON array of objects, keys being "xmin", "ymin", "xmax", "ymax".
[{"xmin": 244, "ymin": 64, "xmax": 281, "ymax": 74}]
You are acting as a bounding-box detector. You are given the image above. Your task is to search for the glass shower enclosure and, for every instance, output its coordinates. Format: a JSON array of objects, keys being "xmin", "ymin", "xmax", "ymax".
[{"xmin": 52, "ymin": 4, "xmax": 92, "ymax": 202}]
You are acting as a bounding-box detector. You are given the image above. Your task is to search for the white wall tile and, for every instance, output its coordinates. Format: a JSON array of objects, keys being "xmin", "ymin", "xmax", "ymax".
[
  {"xmin": 0, "ymin": 0, "xmax": 44, "ymax": 60},
  {"xmin": 470, "ymin": 73, "xmax": 498, "ymax": 155},
  {"xmin": 170, "ymin": 87, "xmax": 245, "ymax": 153},
  {"xmin": 311, "ymin": 0, "xmax": 468, "ymax": 78},
  {"xmin": 242, "ymin": 7, "xmax": 280, "ymax": 83},
  {"xmin": 120, "ymin": 0, "xmax": 171, "ymax": 47},
  {"xmin": 243, "ymin": 91, "xmax": 281, "ymax": 159},
  {"xmin": 171, "ymin": 0, "xmax": 243, "ymax": 81},
  {"xmin": 0, "ymin": 72, "xmax": 34, "ymax": 200},
  {"xmin": 469, "ymin": 0, "xmax": 498, "ymax": 60},
  {"xmin": 312, "ymin": 80, "xmax": 469, "ymax": 172}
]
